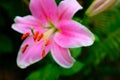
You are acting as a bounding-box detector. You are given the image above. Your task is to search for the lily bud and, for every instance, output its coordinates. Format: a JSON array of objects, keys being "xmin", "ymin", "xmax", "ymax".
[{"xmin": 86, "ymin": 0, "xmax": 120, "ymax": 17}]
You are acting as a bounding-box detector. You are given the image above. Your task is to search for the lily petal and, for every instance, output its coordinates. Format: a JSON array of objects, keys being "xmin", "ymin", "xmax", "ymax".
[
  {"xmin": 30, "ymin": 0, "xmax": 57, "ymax": 23},
  {"xmin": 17, "ymin": 36, "xmax": 50, "ymax": 69},
  {"xmin": 54, "ymin": 20, "xmax": 94, "ymax": 48},
  {"xmin": 12, "ymin": 16, "xmax": 44, "ymax": 34},
  {"xmin": 51, "ymin": 40, "xmax": 75, "ymax": 68},
  {"xmin": 58, "ymin": 0, "xmax": 82, "ymax": 20}
]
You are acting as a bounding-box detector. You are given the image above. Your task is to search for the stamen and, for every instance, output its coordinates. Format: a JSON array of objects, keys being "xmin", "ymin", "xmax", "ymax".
[
  {"xmin": 21, "ymin": 32, "xmax": 30, "ymax": 40},
  {"xmin": 22, "ymin": 44, "xmax": 29, "ymax": 54},
  {"xmin": 37, "ymin": 34, "xmax": 44, "ymax": 41},
  {"xmin": 33, "ymin": 31, "xmax": 39, "ymax": 41},
  {"xmin": 45, "ymin": 40, "xmax": 50, "ymax": 46},
  {"xmin": 42, "ymin": 50, "xmax": 46, "ymax": 58}
]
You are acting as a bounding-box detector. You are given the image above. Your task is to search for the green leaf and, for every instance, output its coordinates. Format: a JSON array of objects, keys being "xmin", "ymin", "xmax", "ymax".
[
  {"xmin": 70, "ymin": 48, "xmax": 82, "ymax": 58},
  {"xmin": 55, "ymin": 0, "xmax": 62, "ymax": 5},
  {"xmin": 26, "ymin": 64, "xmax": 60, "ymax": 80},
  {"xmin": 59, "ymin": 61, "xmax": 84, "ymax": 76}
]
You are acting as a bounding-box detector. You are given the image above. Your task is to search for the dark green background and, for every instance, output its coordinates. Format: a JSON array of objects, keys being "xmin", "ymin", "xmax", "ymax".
[{"xmin": 0, "ymin": 0, "xmax": 120, "ymax": 80}]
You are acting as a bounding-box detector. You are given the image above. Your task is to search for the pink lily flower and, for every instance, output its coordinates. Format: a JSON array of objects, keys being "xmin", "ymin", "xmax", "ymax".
[{"xmin": 12, "ymin": 0, "xmax": 94, "ymax": 69}]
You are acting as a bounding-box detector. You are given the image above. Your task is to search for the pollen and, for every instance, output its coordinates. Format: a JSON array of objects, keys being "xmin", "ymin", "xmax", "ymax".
[
  {"xmin": 42, "ymin": 49, "xmax": 46, "ymax": 58},
  {"xmin": 22, "ymin": 44, "xmax": 29, "ymax": 54},
  {"xmin": 21, "ymin": 32, "xmax": 30, "ymax": 40},
  {"xmin": 37, "ymin": 33, "xmax": 44, "ymax": 41},
  {"xmin": 45, "ymin": 40, "xmax": 50, "ymax": 46},
  {"xmin": 33, "ymin": 31, "xmax": 39, "ymax": 41}
]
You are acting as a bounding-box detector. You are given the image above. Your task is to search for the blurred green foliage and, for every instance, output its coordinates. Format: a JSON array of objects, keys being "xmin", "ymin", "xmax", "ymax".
[
  {"xmin": 86, "ymin": 4, "xmax": 120, "ymax": 65},
  {"xmin": 0, "ymin": 35, "xmax": 13, "ymax": 53},
  {"xmin": 0, "ymin": 0, "xmax": 120, "ymax": 80},
  {"xmin": 26, "ymin": 64, "xmax": 60, "ymax": 80}
]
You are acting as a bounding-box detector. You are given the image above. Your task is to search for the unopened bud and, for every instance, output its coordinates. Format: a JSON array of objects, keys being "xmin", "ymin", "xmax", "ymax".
[{"xmin": 86, "ymin": 0, "xmax": 120, "ymax": 17}]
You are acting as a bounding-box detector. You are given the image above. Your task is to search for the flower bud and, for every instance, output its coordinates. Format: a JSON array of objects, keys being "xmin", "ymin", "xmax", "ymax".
[{"xmin": 86, "ymin": 0, "xmax": 120, "ymax": 17}]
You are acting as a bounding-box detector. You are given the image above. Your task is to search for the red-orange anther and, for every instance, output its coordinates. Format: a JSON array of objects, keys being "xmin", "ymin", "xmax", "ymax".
[
  {"xmin": 37, "ymin": 34, "xmax": 44, "ymax": 41},
  {"xmin": 22, "ymin": 44, "xmax": 29, "ymax": 54},
  {"xmin": 42, "ymin": 50, "xmax": 46, "ymax": 58},
  {"xmin": 21, "ymin": 32, "xmax": 30, "ymax": 40},
  {"xmin": 45, "ymin": 40, "xmax": 50, "ymax": 46},
  {"xmin": 33, "ymin": 31, "xmax": 39, "ymax": 41}
]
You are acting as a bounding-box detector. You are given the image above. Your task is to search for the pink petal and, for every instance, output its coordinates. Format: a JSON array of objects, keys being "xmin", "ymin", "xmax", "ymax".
[
  {"xmin": 12, "ymin": 16, "xmax": 45, "ymax": 34},
  {"xmin": 58, "ymin": 0, "xmax": 83, "ymax": 20},
  {"xmin": 17, "ymin": 36, "xmax": 50, "ymax": 68},
  {"xmin": 54, "ymin": 20, "xmax": 95, "ymax": 48},
  {"xmin": 51, "ymin": 40, "xmax": 75, "ymax": 68},
  {"xmin": 30, "ymin": 0, "xmax": 57, "ymax": 23}
]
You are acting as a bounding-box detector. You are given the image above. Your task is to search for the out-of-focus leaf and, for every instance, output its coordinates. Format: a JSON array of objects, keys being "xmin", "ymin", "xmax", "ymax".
[
  {"xmin": 23, "ymin": 0, "xmax": 29, "ymax": 6},
  {"xmin": 70, "ymin": 48, "xmax": 82, "ymax": 58},
  {"xmin": 55, "ymin": 0, "xmax": 61, "ymax": 5},
  {"xmin": 59, "ymin": 61, "xmax": 84, "ymax": 76},
  {"xmin": 84, "ymin": 4, "xmax": 120, "ymax": 66},
  {"xmin": 73, "ymin": 17, "xmax": 83, "ymax": 23},
  {"xmin": 83, "ymin": 67, "xmax": 92, "ymax": 76},
  {"xmin": 86, "ymin": 28, "xmax": 120, "ymax": 65},
  {"xmin": 0, "ymin": 35, "xmax": 13, "ymax": 53},
  {"xmin": 90, "ymin": 4, "xmax": 120, "ymax": 35},
  {"xmin": 26, "ymin": 64, "xmax": 59, "ymax": 80}
]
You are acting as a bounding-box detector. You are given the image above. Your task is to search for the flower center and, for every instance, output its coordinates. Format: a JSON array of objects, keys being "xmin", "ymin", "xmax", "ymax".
[{"xmin": 20, "ymin": 25, "xmax": 56, "ymax": 56}]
